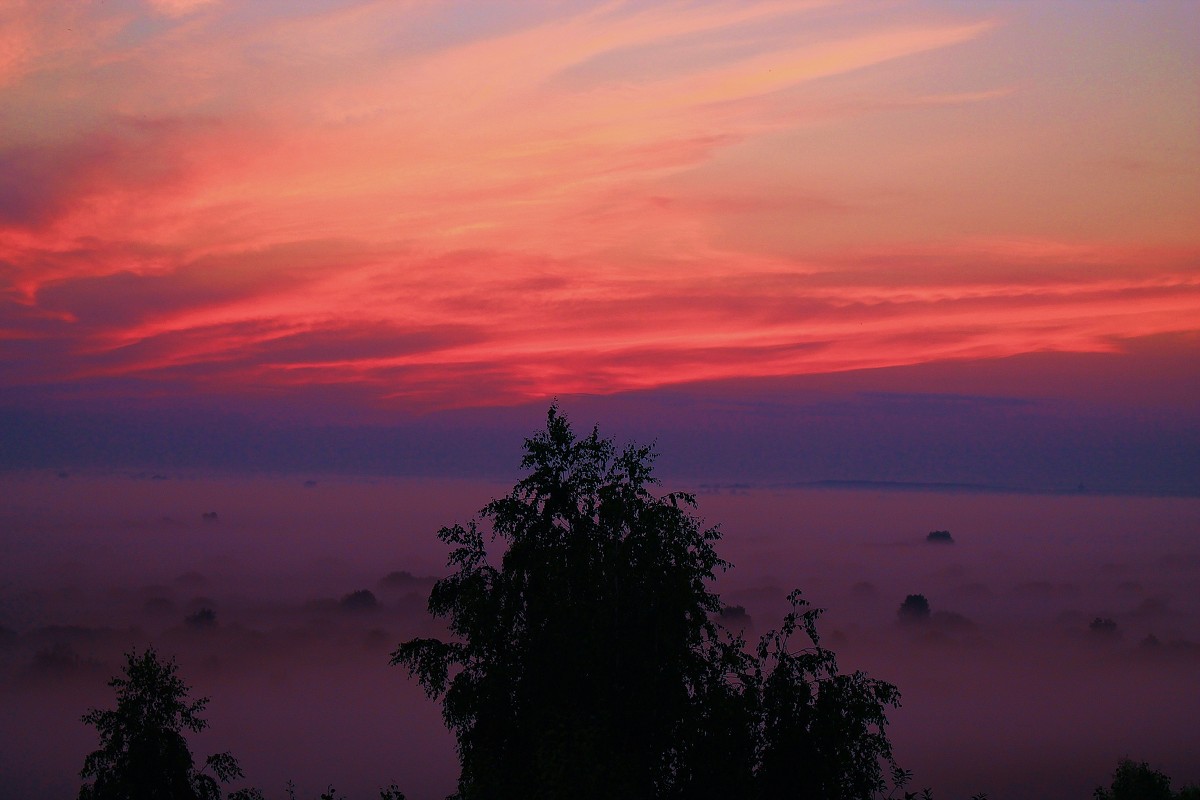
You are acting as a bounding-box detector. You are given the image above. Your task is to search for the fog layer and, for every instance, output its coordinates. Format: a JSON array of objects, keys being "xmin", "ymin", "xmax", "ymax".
[{"xmin": 2, "ymin": 473, "xmax": 1197, "ymax": 799}]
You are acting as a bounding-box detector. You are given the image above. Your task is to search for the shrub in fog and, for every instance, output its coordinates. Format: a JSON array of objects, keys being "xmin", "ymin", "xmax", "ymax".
[
  {"xmin": 339, "ymin": 589, "xmax": 379, "ymax": 611},
  {"xmin": 898, "ymin": 594, "xmax": 932, "ymax": 623}
]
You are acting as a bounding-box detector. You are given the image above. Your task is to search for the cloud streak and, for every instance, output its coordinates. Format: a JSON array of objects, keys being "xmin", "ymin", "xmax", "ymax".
[{"xmin": 0, "ymin": 0, "xmax": 1197, "ymax": 409}]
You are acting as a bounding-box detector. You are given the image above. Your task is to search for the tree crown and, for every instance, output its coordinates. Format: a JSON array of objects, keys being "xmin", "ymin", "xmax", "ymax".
[
  {"xmin": 79, "ymin": 647, "xmax": 248, "ymax": 800},
  {"xmin": 393, "ymin": 405, "xmax": 905, "ymax": 800}
]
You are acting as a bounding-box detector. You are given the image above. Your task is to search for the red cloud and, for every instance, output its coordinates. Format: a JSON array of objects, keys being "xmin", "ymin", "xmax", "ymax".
[{"xmin": 0, "ymin": 2, "xmax": 1196, "ymax": 411}]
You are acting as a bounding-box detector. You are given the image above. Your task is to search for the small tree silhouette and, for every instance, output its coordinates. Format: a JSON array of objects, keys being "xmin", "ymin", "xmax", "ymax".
[
  {"xmin": 185, "ymin": 608, "xmax": 217, "ymax": 630},
  {"xmin": 78, "ymin": 647, "xmax": 260, "ymax": 800},
  {"xmin": 1094, "ymin": 759, "xmax": 1173, "ymax": 800},
  {"xmin": 339, "ymin": 589, "xmax": 380, "ymax": 611},
  {"xmin": 898, "ymin": 594, "xmax": 932, "ymax": 624}
]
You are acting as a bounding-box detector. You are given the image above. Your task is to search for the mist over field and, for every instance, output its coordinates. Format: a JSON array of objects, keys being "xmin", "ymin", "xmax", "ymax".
[{"xmin": 2, "ymin": 472, "xmax": 1197, "ymax": 800}]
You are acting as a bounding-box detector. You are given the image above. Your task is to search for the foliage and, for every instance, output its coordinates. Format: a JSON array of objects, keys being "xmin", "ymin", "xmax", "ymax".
[
  {"xmin": 747, "ymin": 590, "xmax": 903, "ymax": 800},
  {"xmin": 339, "ymin": 589, "xmax": 380, "ymax": 611},
  {"xmin": 1093, "ymin": 758, "xmax": 1200, "ymax": 800},
  {"xmin": 78, "ymin": 647, "xmax": 255, "ymax": 800},
  {"xmin": 279, "ymin": 780, "xmax": 405, "ymax": 800},
  {"xmin": 186, "ymin": 608, "xmax": 218, "ymax": 629},
  {"xmin": 393, "ymin": 405, "xmax": 906, "ymax": 800},
  {"xmin": 897, "ymin": 594, "xmax": 931, "ymax": 623}
]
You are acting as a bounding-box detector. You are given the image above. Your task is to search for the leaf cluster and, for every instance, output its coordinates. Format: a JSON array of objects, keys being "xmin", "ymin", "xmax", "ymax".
[{"xmin": 1095, "ymin": 759, "xmax": 1200, "ymax": 800}]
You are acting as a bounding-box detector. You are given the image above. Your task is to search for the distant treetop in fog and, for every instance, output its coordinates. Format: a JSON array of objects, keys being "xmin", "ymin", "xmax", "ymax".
[
  {"xmin": 898, "ymin": 594, "xmax": 932, "ymax": 623},
  {"xmin": 339, "ymin": 590, "xmax": 379, "ymax": 612}
]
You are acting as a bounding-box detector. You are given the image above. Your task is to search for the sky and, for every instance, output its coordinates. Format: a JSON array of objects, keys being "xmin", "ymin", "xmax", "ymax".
[{"xmin": 1, "ymin": 0, "xmax": 1198, "ymax": 491}]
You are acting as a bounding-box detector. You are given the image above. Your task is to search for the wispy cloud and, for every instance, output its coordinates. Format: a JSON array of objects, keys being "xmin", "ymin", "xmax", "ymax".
[{"xmin": 0, "ymin": 0, "xmax": 1196, "ymax": 409}]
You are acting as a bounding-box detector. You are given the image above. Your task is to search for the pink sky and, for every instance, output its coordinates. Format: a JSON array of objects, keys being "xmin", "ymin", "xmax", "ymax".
[{"xmin": 1, "ymin": 0, "xmax": 1198, "ymax": 409}]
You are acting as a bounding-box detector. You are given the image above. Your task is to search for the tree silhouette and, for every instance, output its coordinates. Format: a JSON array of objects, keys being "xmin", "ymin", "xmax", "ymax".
[
  {"xmin": 897, "ymin": 594, "xmax": 931, "ymax": 624},
  {"xmin": 393, "ymin": 406, "xmax": 906, "ymax": 800},
  {"xmin": 339, "ymin": 589, "xmax": 380, "ymax": 611},
  {"xmin": 78, "ymin": 647, "xmax": 260, "ymax": 800},
  {"xmin": 1094, "ymin": 759, "xmax": 1173, "ymax": 800},
  {"xmin": 749, "ymin": 591, "xmax": 903, "ymax": 800}
]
